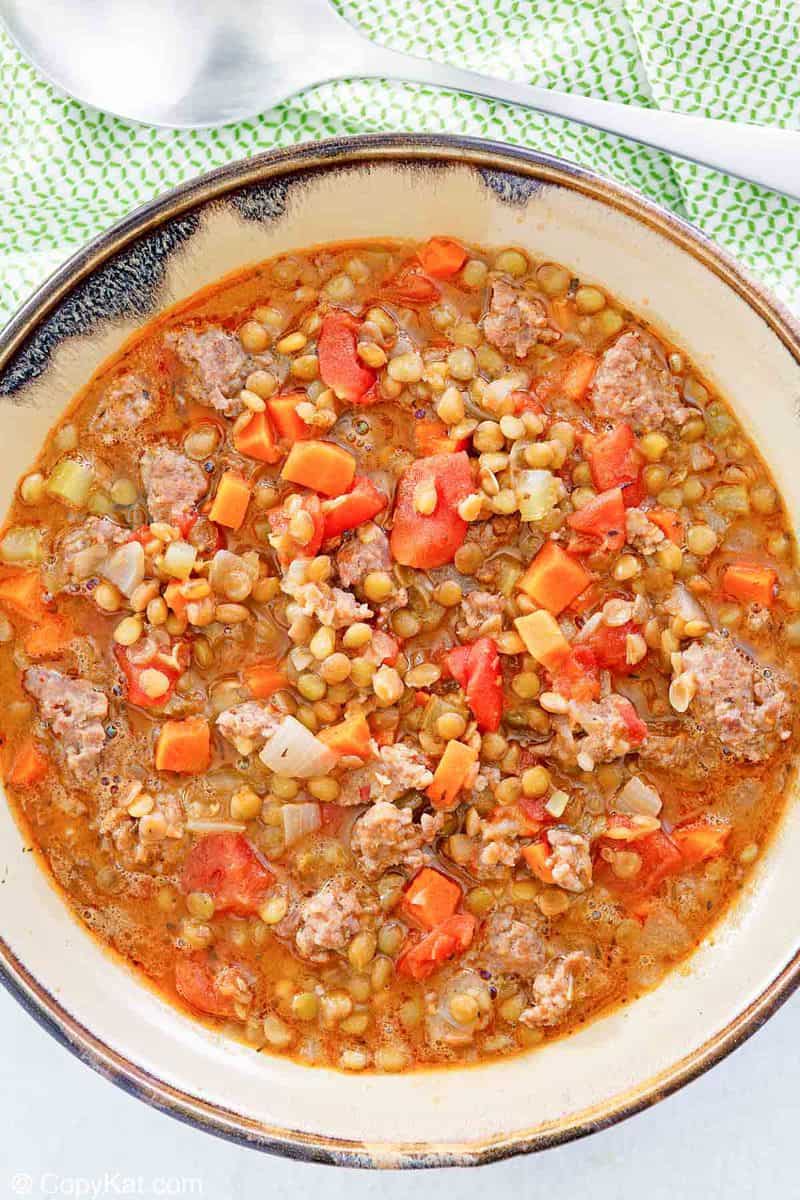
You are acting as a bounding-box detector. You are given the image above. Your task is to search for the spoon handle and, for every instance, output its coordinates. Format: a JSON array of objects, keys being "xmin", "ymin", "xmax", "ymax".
[{"xmin": 343, "ymin": 39, "xmax": 800, "ymax": 200}]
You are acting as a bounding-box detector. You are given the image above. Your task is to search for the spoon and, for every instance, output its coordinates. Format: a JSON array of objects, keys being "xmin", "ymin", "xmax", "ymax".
[{"xmin": 2, "ymin": 0, "xmax": 799, "ymax": 200}]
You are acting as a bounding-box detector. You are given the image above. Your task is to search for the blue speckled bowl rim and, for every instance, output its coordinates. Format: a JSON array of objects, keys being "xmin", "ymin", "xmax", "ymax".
[{"xmin": 2, "ymin": 132, "xmax": 800, "ymax": 1169}]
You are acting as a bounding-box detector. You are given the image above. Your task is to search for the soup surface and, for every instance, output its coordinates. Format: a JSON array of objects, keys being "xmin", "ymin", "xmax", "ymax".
[{"xmin": 1, "ymin": 237, "xmax": 798, "ymax": 1072}]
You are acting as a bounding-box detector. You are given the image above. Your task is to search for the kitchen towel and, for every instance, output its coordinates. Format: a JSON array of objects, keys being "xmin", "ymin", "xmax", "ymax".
[{"xmin": 0, "ymin": 0, "xmax": 798, "ymax": 321}]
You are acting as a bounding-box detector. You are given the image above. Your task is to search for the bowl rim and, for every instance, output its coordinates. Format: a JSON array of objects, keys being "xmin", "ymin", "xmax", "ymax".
[{"xmin": 2, "ymin": 131, "xmax": 800, "ymax": 1169}]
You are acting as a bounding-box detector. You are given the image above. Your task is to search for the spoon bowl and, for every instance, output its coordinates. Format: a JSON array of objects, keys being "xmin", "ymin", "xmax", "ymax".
[{"xmin": 2, "ymin": 0, "xmax": 800, "ymax": 198}]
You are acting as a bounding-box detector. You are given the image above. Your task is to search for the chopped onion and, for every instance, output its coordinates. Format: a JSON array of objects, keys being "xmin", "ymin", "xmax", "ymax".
[
  {"xmin": 515, "ymin": 469, "xmax": 561, "ymax": 522},
  {"xmin": 663, "ymin": 584, "xmax": 706, "ymax": 624},
  {"xmin": 103, "ymin": 541, "xmax": 145, "ymax": 597},
  {"xmin": 281, "ymin": 802, "xmax": 322, "ymax": 846},
  {"xmin": 259, "ymin": 715, "xmax": 337, "ymax": 778},
  {"xmin": 615, "ymin": 775, "xmax": 662, "ymax": 817},
  {"xmin": 186, "ymin": 819, "xmax": 247, "ymax": 834}
]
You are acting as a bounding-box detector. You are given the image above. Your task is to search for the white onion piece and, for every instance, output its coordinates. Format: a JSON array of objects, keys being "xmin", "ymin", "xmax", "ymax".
[
  {"xmin": 281, "ymin": 802, "xmax": 322, "ymax": 846},
  {"xmin": 573, "ymin": 611, "xmax": 603, "ymax": 643},
  {"xmin": 185, "ymin": 819, "xmax": 247, "ymax": 834},
  {"xmin": 103, "ymin": 541, "xmax": 145, "ymax": 597},
  {"xmin": 615, "ymin": 775, "xmax": 662, "ymax": 817},
  {"xmin": 663, "ymin": 584, "xmax": 706, "ymax": 624},
  {"xmin": 515, "ymin": 470, "xmax": 561, "ymax": 522},
  {"xmin": 259, "ymin": 715, "xmax": 337, "ymax": 778}
]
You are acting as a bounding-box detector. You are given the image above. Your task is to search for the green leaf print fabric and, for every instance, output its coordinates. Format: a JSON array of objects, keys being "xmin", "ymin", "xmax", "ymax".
[{"xmin": 0, "ymin": 0, "xmax": 798, "ymax": 322}]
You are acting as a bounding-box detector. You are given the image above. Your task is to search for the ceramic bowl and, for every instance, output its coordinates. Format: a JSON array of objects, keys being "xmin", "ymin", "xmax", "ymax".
[{"xmin": 2, "ymin": 134, "xmax": 800, "ymax": 1168}]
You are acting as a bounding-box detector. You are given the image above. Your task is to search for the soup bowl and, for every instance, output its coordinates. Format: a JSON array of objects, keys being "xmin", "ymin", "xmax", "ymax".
[{"xmin": 1, "ymin": 133, "xmax": 800, "ymax": 1168}]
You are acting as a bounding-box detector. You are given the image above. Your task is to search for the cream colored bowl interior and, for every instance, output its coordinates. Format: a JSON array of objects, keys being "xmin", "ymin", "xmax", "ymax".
[{"xmin": 2, "ymin": 144, "xmax": 800, "ymax": 1165}]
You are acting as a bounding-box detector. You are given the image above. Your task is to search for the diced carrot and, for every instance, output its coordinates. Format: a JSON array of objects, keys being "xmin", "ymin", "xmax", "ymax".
[
  {"xmin": 318, "ymin": 311, "xmax": 377, "ymax": 404},
  {"xmin": 561, "ymin": 349, "xmax": 597, "ymax": 403},
  {"xmin": 401, "ymin": 866, "xmax": 462, "ymax": 930},
  {"xmin": 267, "ymin": 392, "xmax": 312, "ymax": 442},
  {"xmin": 514, "ymin": 610, "xmax": 571, "ymax": 670},
  {"xmin": 522, "ymin": 839, "xmax": 555, "ymax": 884},
  {"xmin": 382, "ymin": 261, "xmax": 440, "ymax": 307},
  {"xmin": 396, "ymin": 914, "xmax": 476, "ymax": 981},
  {"xmin": 23, "ymin": 614, "xmax": 73, "ymax": 658},
  {"xmin": 672, "ymin": 820, "xmax": 731, "ymax": 866},
  {"xmin": 418, "ymin": 237, "xmax": 467, "ymax": 279},
  {"xmin": 0, "ymin": 570, "xmax": 44, "ymax": 618},
  {"xmin": 233, "ymin": 410, "xmax": 282, "ymax": 464},
  {"xmin": 243, "ymin": 661, "xmax": 287, "ymax": 700},
  {"xmin": 649, "ymin": 507, "xmax": 684, "ymax": 545},
  {"xmin": 318, "ymin": 710, "xmax": 373, "ymax": 758},
  {"xmin": 722, "ymin": 562, "xmax": 778, "ymax": 608},
  {"xmin": 427, "ymin": 739, "xmax": 478, "ymax": 810},
  {"xmin": 517, "ymin": 542, "xmax": 592, "ymax": 615},
  {"xmin": 209, "ymin": 472, "xmax": 251, "ymax": 531},
  {"xmin": 281, "ymin": 439, "xmax": 356, "ymax": 497},
  {"xmin": 8, "ymin": 738, "xmax": 49, "ymax": 787},
  {"xmin": 155, "ymin": 716, "xmax": 211, "ymax": 774}
]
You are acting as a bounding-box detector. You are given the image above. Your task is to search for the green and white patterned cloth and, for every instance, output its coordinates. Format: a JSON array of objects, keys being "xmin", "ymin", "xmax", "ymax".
[{"xmin": 1, "ymin": 0, "xmax": 798, "ymax": 322}]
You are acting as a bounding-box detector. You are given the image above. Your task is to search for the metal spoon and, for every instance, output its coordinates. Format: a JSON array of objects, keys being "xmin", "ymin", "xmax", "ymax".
[{"xmin": 2, "ymin": 0, "xmax": 799, "ymax": 200}]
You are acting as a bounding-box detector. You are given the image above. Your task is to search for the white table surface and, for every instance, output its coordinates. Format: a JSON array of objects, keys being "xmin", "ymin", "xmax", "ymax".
[{"xmin": 1, "ymin": 980, "xmax": 796, "ymax": 1198}]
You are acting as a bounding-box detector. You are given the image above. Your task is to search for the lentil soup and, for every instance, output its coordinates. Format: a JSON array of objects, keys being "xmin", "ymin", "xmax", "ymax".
[{"xmin": 0, "ymin": 237, "xmax": 797, "ymax": 1072}]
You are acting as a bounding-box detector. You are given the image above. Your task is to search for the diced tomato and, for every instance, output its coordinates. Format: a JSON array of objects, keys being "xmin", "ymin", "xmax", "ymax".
[
  {"xmin": 318, "ymin": 310, "xmax": 377, "ymax": 405},
  {"xmin": 401, "ymin": 866, "xmax": 462, "ymax": 930},
  {"xmin": 114, "ymin": 642, "xmax": 186, "ymax": 708},
  {"xmin": 181, "ymin": 833, "xmax": 274, "ymax": 916},
  {"xmin": 672, "ymin": 818, "xmax": 731, "ymax": 866},
  {"xmin": 319, "ymin": 803, "xmax": 347, "ymax": 834},
  {"xmin": 321, "ymin": 476, "xmax": 387, "ymax": 540},
  {"xmin": 549, "ymin": 644, "xmax": 601, "ymax": 701},
  {"xmin": 414, "ymin": 417, "xmax": 468, "ymax": 457},
  {"xmin": 382, "ymin": 260, "xmax": 440, "ymax": 306},
  {"xmin": 446, "ymin": 643, "xmax": 471, "ymax": 688},
  {"xmin": 175, "ymin": 953, "xmax": 235, "ymax": 1017},
  {"xmin": 581, "ymin": 620, "xmax": 643, "ymax": 676},
  {"xmin": 516, "ymin": 797, "xmax": 554, "ymax": 836},
  {"xmin": 649, "ymin": 507, "xmax": 684, "ymax": 545},
  {"xmin": 589, "ymin": 424, "xmax": 643, "ymax": 507},
  {"xmin": 126, "ymin": 525, "xmax": 154, "ymax": 546},
  {"xmin": 267, "ymin": 493, "xmax": 325, "ymax": 565},
  {"xmin": 396, "ymin": 914, "xmax": 476, "ymax": 981},
  {"xmin": 567, "ymin": 486, "xmax": 626, "ymax": 554},
  {"xmin": 597, "ymin": 822, "xmax": 683, "ymax": 898},
  {"xmin": 614, "ymin": 695, "xmax": 648, "ymax": 746},
  {"xmin": 445, "ymin": 636, "xmax": 503, "ymax": 732},
  {"xmin": 390, "ymin": 451, "xmax": 473, "ymax": 569}
]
